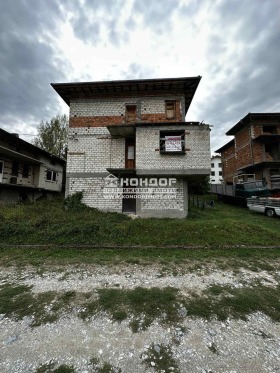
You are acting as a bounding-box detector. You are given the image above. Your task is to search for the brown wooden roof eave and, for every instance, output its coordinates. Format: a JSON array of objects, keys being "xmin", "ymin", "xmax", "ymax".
[{"xmin": 51, "ymin": 76, "xmax": 201, "ymax": 112}]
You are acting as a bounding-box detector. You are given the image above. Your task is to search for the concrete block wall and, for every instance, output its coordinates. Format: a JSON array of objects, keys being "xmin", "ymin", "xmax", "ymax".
[
  {"xmin": 68, "ymin": 176, "xmax": 122, "ymax": 212},
  {"xmin": 136, "ymin": 125, "xmax": 210, "ymax": 173},
  {"xmin": 69, "ymin": 96, "xmax": 184, "ymax": 127},
  {"xmin": 137, "ymin": 178, "xmax": 188, "ymax": 218},
  {"xmin": 67, "ymin": 127, "xmax": 125, "ymax": 173}
]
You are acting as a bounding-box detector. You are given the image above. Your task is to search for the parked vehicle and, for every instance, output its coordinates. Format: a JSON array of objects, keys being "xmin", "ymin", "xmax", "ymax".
[
  {"xmin": 211, "ymin": 174, "xmax": 270, "ymax": 205},
  {"xmin": 247, "ymin": 197, "xmax": 280, "ymax": 217}
]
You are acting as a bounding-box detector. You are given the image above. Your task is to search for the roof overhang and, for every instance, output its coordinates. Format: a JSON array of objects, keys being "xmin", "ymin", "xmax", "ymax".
[
  {"xmin": 226, "ymin": 113, "xmax": 280, "ymax": 136},
  {"xmin": 0, "ymin": 145, "xmax": 43, "ymax": 164},
  {"xmin": 51, "ymin": 76, "xmax": 201, "ymax": 115},
  {"xmin": 215, "ymin": 139, "xmax": 235, "ymax": 153}
]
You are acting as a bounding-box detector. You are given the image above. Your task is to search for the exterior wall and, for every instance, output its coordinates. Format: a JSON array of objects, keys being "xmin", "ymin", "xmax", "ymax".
[
  {"xmin": 0, "ymin": 156, "xmax": 36, "ymax": 186},
  {"xmin": 67, "ymin": 127, "xmax": 125, "ymax": 174},
  {"xmin": 220, "ymin": 115, "xmax": 280, "ymax": 188},
  {"xmin": 136, "ymin": 125, "xmax": 210, "ymax": 175},
  {"xmin": 37, "ymin": 155, "xmax": 64, "ymax": 192},
  {"xmin": 69, "ymin": 96, "xmax": 184, "ymax": 127},
  {"xmin": 68, "ymin": 176, "xmax": 122, "ymax": 212},
  {"xmin": 66, "ymin": 95, "xmax": 209, "ymax": 218},
  {"xmin": 235, "ymin": 127, "xmax": 252, "ymax": 169},
  {"xmin": 0, "ymin": 132, "xmax": 65, "ymax": 203},
  {"xmin": 210, "ymin": 156, "xmax": 222, "ymax": 184},
  {"xmin": 220, "ymin": 143, "xmax": 236, "ymax": 184},
  {"xmin": 137, "ymin": 178, "xmax": 188, "ymax": 218}
]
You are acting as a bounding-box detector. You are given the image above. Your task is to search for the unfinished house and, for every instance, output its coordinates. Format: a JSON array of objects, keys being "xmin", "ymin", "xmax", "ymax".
[
  {"xmin": 52, "ymin": 77, "xmax": 211, "ymax": 218},
  {"xmin": 216, "ymin": 113, "xmax": 280, "ymax": 191},
  {"xmin": 0, "ymin": 128, "xmax": 65, "ymax": 203}
]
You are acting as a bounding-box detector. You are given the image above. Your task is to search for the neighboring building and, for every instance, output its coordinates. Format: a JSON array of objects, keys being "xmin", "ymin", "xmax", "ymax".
[
  {"xmin": 0, "ymin": 128, "xmax": 65, "ymax": 203},
  {"xmin": 216, "ymin": 113, "xmax": 280, "ymax": 190},
  {"xmin": 52, "ymin": 77, "xmax": 211, "ymax": 218},
  {"xmin": 210, "ymin": 155, "xmax": 223, "ymax": 184}
]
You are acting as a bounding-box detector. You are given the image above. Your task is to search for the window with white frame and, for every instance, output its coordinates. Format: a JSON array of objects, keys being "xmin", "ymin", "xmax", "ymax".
[{"xmin": 46, "ymin": 170, "xmax": 57, "ymax": 182}]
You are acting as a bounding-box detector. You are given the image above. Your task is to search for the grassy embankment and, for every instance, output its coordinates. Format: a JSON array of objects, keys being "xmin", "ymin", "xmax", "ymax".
[
  {"xmin": 1, "ymin": 197, "xmax": 280, "ymax": 347},
  {"xmin": 0, "ymin": 195, "xmax": 280, "ymax": 266}
]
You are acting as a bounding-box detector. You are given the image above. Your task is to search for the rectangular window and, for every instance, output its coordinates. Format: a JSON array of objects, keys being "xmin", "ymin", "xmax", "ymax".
[
  {"xmin": 165, "ymin": 101, "xmax": 176, "ymax": 119},
  {"xmin": 46, "ymin": 170, "xmax": 57, "ymax": 182},
  {"xmin": 160, "ymin": 130, "xmax": 185, "ymax": 154},
  {"xmin": 125, "ymin": 105, "xmax": 137, "ymax": 124},
  {"xmin": 11, "ymin": 161, "xmax": 19, "ymax": 176},
  {"xmin": 219, "ymin": 171, "xmax": 223, "ymax": 176},
  {"xmin": 211, "ymin": 163, "xmax": 214, "ymax": 168},
  {"xmin": 22, "ymin": 164, "xmax": 29, "ymax": 178},
  {"xmin": 211, "ymin": 171, "xmax": 215, "ymax": 176}
]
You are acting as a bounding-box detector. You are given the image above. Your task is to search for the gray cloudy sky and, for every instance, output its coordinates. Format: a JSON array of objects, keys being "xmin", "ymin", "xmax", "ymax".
[{"xmin": 0, "ymin": 0, "xmax": 279, "ymax": 153}]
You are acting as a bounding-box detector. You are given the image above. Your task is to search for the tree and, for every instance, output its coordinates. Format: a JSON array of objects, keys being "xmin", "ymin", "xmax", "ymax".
[{"xmin": 33, "ymin": 114, "xmax": 68, "ymax": 159}]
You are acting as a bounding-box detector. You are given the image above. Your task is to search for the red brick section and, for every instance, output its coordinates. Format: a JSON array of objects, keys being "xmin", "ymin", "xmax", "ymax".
[
  {"xmin": 221, "ymin": 115, "xmax": 280, "ymax": 183},
  {"xmin": 253, "ymin": 125, "xmax": 263, "ymax": 137},
  {"xmin": 69, "ymin": 100, "xmax": 183, "ymax": 128},
  {"xmin": 221, "ymin": 143, "xmax": 236, "ymax": 184},
  {"xmin": 70, "ymin": 116, "xmax": 123, "ymax": 128}
]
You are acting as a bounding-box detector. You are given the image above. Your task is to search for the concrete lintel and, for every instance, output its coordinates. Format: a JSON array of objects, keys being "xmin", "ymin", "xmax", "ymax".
[
  {"xmin": 136, "ymin": 169, "xmax": 210, "ymax": 176},
  {"xmin": 66, "ymin": 172, "xmax": 109, "ymax": 178}
]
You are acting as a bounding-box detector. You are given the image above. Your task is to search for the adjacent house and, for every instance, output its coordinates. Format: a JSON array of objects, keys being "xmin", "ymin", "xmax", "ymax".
[
  {"xmin": 52, "ymin": 77, "xmax": 211, "ymax": 218},
  {"xmin": 0, "ymin": 128, "xmax": 65, "ymax": 203},
  {"xmin": 216, "ymin": 113, "xmax": 280, "ymax": 190},
  {"xmin": 210, "ymin": 155, "xmax": 223, "ymax": 184}
]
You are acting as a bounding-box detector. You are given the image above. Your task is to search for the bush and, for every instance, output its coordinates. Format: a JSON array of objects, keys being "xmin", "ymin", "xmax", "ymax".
[{"xmin": 64, "ymin": 191, "xmax": 86, "ymax": 211}]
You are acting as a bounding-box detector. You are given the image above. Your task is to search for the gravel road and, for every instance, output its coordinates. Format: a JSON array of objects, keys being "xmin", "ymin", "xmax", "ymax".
[{"xmin": 1, "ymin": 264, "xmax": 280, "ymax": 373}]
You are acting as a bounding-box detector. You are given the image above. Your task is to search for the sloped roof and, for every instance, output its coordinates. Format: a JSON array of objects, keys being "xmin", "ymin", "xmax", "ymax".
[
  {"xmin": 51, "ymin": 76, "xmax": 201, "ymax": 115},
  {"xmin": 0, "ymin": 128, "xmax": 65, "ymax": 164},
  {"xmin": 226, "ymin": 113, "xmax": 280, "ymax": 136}
]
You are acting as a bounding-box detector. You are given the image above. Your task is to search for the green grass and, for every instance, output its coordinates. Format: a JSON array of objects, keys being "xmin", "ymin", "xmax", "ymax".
[
  {"xmin": 141, "ymin": 344, "xmax": 181, "ymax": 373},
  {"xmin": 0, "ymin": 284, "xmax": 76, "ymax": 326},
  {"xmin": 186, "ymin": 284, "xmax": 280, "ymax": 321},
  {"xmin": 35, "ymin": 362, "xmax": 75, "ymax": 373},
  {"xmin": 2, "ymin": 281, "xmax": 280, "ymax": 327},
  {"xmin": 80, "ymin": 287, "xmax": 182, "ymax": 331},
  {"xmin": 0, "ymin": 196, "xmax": 279, "ymax": 248}
]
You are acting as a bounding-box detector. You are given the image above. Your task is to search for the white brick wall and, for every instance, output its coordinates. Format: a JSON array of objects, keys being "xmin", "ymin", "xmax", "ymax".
[
  {"xmin": 139, "ymin": 179, "xmax": 184, "ymax": 211},
  {"xmin": 68, "ymin": 177, "xmax": 122, "ymax": 212},
  {"xmin": 70, "ymin": 96, "xmax": 184, "ymax": 118},
  {"xmin": 136, "ymin": 125, "xmax": 210, "ymax": 171},
  {"xmin": 67, "ymin": 127, "xmax": 125, "ymax": 173}
]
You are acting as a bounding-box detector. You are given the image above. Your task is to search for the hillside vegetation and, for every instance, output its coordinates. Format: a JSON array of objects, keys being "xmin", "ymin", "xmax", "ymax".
[{"xmin": 0, "ymin": 195, "xmax": 279, "ymax": 248}]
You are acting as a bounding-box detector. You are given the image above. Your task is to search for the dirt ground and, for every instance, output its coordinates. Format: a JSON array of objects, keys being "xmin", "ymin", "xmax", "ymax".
[{"xmin": 1, "ymin": 263, "xmax": 280, "ymax": 373}]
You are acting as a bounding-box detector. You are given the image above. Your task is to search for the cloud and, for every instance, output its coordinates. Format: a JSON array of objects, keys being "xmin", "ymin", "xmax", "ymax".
[
  {"xmin": 0, "ymin": 0, "xmax": 71, "ymax": 134},
  {"xmin": 189, "ymin": 0, "xmax": 280, "ymax": 152},
  {"xmin": 69, "ymin": 0, "xmax": 133, "ymax": 47},
  {"xmin": 0, "ymin": 0, "xmax": 279, "ymax": 152},
  {"xmin": 121, "ymin": 63, "xmax": 156, "ymax": 80}
]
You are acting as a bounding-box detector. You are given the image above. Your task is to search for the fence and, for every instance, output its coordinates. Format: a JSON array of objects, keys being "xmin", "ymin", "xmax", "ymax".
[{"xmin": 188, "ymin": 195, "xmax": 215, "ymax": 210}]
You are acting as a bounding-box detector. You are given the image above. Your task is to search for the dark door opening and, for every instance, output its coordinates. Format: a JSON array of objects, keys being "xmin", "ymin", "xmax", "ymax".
[{"xmin": 122, "ymin": 188, "xmax": 136, "ymax": 213}]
